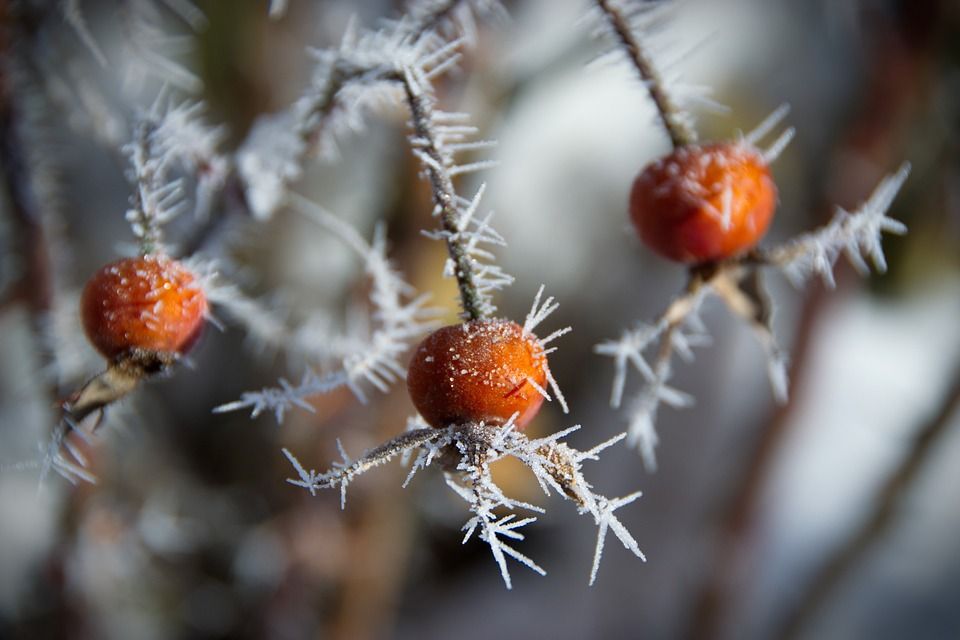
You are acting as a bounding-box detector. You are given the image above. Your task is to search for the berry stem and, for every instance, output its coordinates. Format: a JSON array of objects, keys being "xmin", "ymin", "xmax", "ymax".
[
  {"xmin": 63, "ymin": 363, "xmax": 143, "ymax": 425},
  {"xmin": 400, "ymin": 73, "xmax": 486, "ymax": 320},
  {"xmin": 594, "ymin": 0, "xmax": 696, "ymax": 149}
]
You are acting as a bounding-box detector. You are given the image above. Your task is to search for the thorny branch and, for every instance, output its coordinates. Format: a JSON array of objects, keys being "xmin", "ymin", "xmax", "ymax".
[
  {"xmin": 401, "ymin": 69, "xmax": 491, "ymax": 320},
  {"xmin": 236, "ymin": 0, "xmax": 500, "ymax": 218},
  {"xmin": 214, "ymin": 196, "xmax": 437, "ymax": 421},
  {"xmin": 284, "ymin": 417, "xmax": 645, "ymax": 588},
  {"xmin": 593, "ymin": 0, "xmax": 696, "ymax": 148},
  {"xmin": 235, "ymin": 4, "xmax": 507, "ymax": 320}
]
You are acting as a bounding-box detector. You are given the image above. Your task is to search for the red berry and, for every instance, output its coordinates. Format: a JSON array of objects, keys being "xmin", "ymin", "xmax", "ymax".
[
  {"xmin": 81, "ymin": 255, "xmax": 207, "ymax": 363},
  {"xmin": 407, "ymin": 319, "xmax": 549, "ymax": 430},
  {"xmin": 629, "ymin": 142, "xmax": 777, "ymax": 263}
]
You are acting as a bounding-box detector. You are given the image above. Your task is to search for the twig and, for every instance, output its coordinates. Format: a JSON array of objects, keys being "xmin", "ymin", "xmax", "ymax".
[
  {"xmin": 283, "ymin": 418, "xmax": 644, "ymax": 589},
  {"xmin": 400, "ymin": 72, "xmax": 486, "ymax": 319},
  {"xmin": 775, "ymin": 360, "xmax": 960, "ymax": 639},
  {"xmin": 0, "ymin": 13, "xmax": 51, "ymax": 307},
  {"xmin": 593, "ymin": 0, "xmax": 695, "ymax": 148}
]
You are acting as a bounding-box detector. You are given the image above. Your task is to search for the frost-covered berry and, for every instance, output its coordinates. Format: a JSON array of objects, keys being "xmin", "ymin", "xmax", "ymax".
[
  {"xmin": 81, "ymin": 255, "xmax": 207, "ymax": 364},
  {"xmin": 407, "ymin": 319, "xmax": 549, "ymax": 429},
  {"xmin": 630, "ymin": 142, "xmax": 777, "ymax": 263}
]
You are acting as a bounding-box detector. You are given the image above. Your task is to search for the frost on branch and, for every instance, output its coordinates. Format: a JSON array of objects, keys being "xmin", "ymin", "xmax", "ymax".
[
  {"xmin": 123, "ymin": 100, "xmax": 227, "ymax": 252},
  {"xmin": 591, "ymin": 0, "xmax": 727, "ymax": 148},
  {"xmin": 401, "ymin": 63, "xmax": 508, "ymax": 319},
  {"xmin": 595, "ymin": 287, "xmax": 708, "ymax": 469},
  {"xmin": 216, "ymin": 198, "xmax": 436, "ymax": 422},
  {"xmin": 279, "ymin": 285, "xmax": 636, "ymax": 587},
  {"xmin": 239, "ymin": 8, "xmax": 507, "ymax": 320},
  {"xmin": 765, "ymin": 163, "xmax": 911, "ymax": 288},
  {"xmin": 238, "ymin": 1, "xmax": 501, "ymax": 219},
  {"xmin": 283, "ymin": 418, "xmax": 644, "ymax": 588}
]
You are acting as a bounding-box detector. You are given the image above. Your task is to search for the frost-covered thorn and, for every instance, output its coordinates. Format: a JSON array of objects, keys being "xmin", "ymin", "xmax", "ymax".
[
  {"xmin": 765, "ymin": 163, "xmax": 910, "ymax": 287},
  {"xmin": 744, "ymin": 103, "xmax": 790, "ymax": 147},
  {"xmin": 282, "ymin": 448, "xmax": 321, "ymax": 496},
  {"xmin": 588, "ymin": 491, "xmax": 646, "ymax": 585},
  {"xmin": 399, "ymin": 66, "xmax": 508, "ymax": 320},
  {"xmin": 575, "ymin": 431, "xmax": 628, "ymax": 463},
  {"xmin": 523, "ymin": 284, "xmax": 558, "ymax": 334},
  {"xmin": 762, "ymin": 127, "xmax": 796, "ymax": 164}
]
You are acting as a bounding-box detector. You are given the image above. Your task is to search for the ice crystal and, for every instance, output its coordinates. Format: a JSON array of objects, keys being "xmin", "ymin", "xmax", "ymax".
[
  {"xmin": 238, "ymin": 1, "xmax": 502, "ymax": 219},
  {"xmin": 123, "ymin": 99, "xmax": 227, "ymax": 250},
  {"xmin": 769, "ymin": 164, "xmax": 911, "ymax": 288},
  {"xmin": 283, "ymin": 417, "xmax": 644, "ymax": 588},
  {"xmin": 216, "ymin": 199, "xmax": 436, "ymax": 422}
]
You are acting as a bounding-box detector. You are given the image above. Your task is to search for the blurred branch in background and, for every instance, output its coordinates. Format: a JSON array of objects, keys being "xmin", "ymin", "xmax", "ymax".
[{"xmin": 777, "ymin": 358, "xmax": 960, "ymax": 639}]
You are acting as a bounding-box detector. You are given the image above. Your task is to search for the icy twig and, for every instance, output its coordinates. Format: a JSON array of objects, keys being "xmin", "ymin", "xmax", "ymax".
[
  {"xmin": 400, "ymin": 66, "xmax": 508, "ymax": 319},
  {"xmin": 238, "ymin": 10, "xmax": 508, "ymax": 319},
  {"xmin": 216, "ymin": 199, "xmax": 436, "ymax": 421},
  {"xmin": 596, "ymin": 279, "xmax": 709, "ymax": 467},
  {"xmin": 283, "ymin": 427, "xmax": 446, "ymax": 507},
  {"xmin": 123, "ymin": 100, "xmax": 228, "ymax": 253},
  {"xmin": 763, "ymin": 164, "xmax": 911, "ymax": 288},
  {"xmin": 593, "ymin": 0, "xmax": 696, "ymax": 148},
  {"xmin": 284, "ymin": 417, "xmax": 645, "ymax": 588},
  {"xmin": 238, "ymin": 1, "xmax": 501, "ymax": 219}
]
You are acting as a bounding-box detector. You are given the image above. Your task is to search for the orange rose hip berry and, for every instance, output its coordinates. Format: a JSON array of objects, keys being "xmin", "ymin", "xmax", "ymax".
[
  {"xmin": 81, "ymin": 255, "xmax": 207, "ymax": 365},
  {"xmin": 629, "ymin": 142, "xmax": 777, "ymax": 263},
  {"xmin": 407, "ymin": 319, "xmax": 549, "ymax": 430}
]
